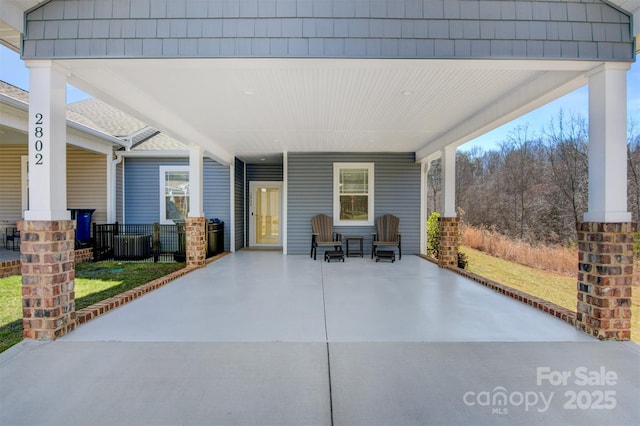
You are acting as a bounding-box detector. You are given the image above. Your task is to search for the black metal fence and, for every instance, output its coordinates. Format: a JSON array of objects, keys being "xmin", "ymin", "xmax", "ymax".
[
  {"xmin": 92, "ymin": 222, "xmax": 224, "ymax": 263},
  {"xmin": 93, "ymin": 223, "xmax": 180, "ymax": 263}
]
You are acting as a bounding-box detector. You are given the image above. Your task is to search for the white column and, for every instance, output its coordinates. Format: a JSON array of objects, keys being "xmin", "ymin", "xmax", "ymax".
[
  {"xmin": 420, "ymin": 161, "xmax": 427, "ymax": 255},
  {"xmin": 584, "ymin": 63, "xmax": 632, "ymax": 223},
  {"xmin": 188, "ymin": 145, "xmax": 204, "ymax": 218},
  {"xmin": 24, "ymin": 61, "xmax": 69, "ymax": 221},
  {"xmin": 440, "ymin": 145, "xmax": 457, "ymax": 218},
  {"xmin": 282, "ymin": 152, "xmax": 288, "ymax": 255},
  {"xmin": 229, "ymin": 161, "xmax": 235, "ymax": 253}
]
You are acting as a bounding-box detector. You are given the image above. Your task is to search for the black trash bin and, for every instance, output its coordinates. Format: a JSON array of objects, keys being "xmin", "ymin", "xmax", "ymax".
[
  {"xmin": 69, "ymin": 208, "xmax": 96, "ymax": 248},
  {"xmin": 173, "ymin": 220, "xmax": 186, "ymax": 262},
  {"xmin": 207, "ymin": 219, "xmax": 224, "ymax": 257}
]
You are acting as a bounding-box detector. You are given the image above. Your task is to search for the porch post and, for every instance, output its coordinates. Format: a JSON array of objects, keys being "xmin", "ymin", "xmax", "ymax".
[
  {"xmin": 283, "ymin": 152, "xmax": 288, "ymax": 255},
  {"xmin": 577, "ymin": 63, "xmax": 633, "ymax": 340},
  {"xmin": 20, "ymin": 60, "xmax": 76, "ymax": 340},
  {"xmin": 186, "ymin": 146, "xmax": 206, "ymax": 267},
  {"xmin": 438, "ymin": 146, "xmax": 459, "ymax": 268},
  {"xmin": 420, "ymin": 161, "xmax": 427, "ymax": 256}
]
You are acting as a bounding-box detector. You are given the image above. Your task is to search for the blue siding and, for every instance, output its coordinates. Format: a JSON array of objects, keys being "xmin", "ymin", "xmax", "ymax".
[
  {"xmin": 234, "ymin": 158, "xmax": 245, "ymax": 250},
  {"xmin": 23, "ymin": 0, "xmax": 633, "ymax": 61},
  {"xmin": 124, "ymin": 157, "xmax": 231, "ymax": 251},
  {"xmin": 287, "ymin": 152, "xmax": 420, "ymax": 255},
  {"xmin": 204, "ymin": 158, "xmax": 231, "ymax": 252}
]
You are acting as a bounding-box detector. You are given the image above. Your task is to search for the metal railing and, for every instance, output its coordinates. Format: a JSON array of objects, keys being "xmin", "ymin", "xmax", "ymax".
[
  {"xmin": 93, "ymin": 223, "xmax": 181, "ymax": 263},
  {"xmin": 92, "ymin": 221, "xmax": 224, "ymax": 263}
]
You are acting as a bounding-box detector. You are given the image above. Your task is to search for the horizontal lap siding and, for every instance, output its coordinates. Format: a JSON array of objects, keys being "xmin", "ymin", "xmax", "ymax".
[
  {"xmin": 1, "ymin": 145, "xmax": 108, "ymax": 225},
  {"xmin": 234, "ymin": 158, "xmax": 245, "ymax": 250},
  {"xmin": 203, "ymin": 158, "xmax": 231, "ymax": 252},
  {"xmin": 67, "ymin": 146, "xmax": 107, "ymax": 224},
  {"xmin": 124, "ymin": 157, "xmax": 181, "ymax": 223},
  {"xmin": 288, "ymin": 152, "xmax": 420, "ymax": 255},
  {"xmin": 0, "ymin": 145, "xmax": 26, "ymax": 223},
  {"xmin": 125, "ymin": 158, "xmax": 230, "ymax": 248}
]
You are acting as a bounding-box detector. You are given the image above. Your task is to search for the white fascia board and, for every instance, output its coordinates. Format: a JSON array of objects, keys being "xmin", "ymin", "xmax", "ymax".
[
  {"xmin": 0, "ymin": 104, "xmax": 28, "ymax": 131},
  {"xmin": 415, "ymin": 69, "xmax": 589, "ymax": 162},
  {"xmin": 116, "ymin": 150, "xmax": 190, "ymax": 158},
  {"xmin": 67, "ymin": 122, "xmax": 126, "ymax": 147},
  {"xmin": 67, "ymin": 128, "xmax": 115, "ymax": 154},
  {"xmin": 1, "ymin": 0, "xmax": 27, "ymax": 33}
]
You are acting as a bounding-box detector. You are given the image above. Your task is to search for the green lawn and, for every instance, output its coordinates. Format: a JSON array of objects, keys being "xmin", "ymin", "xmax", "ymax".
[
  {"xmin": 461, "ymin": 246, "xmax": 640, "ymax": 344},
  {"xmin": 0, "ymin": 261, "xmax": 184, "ymax": 353}
]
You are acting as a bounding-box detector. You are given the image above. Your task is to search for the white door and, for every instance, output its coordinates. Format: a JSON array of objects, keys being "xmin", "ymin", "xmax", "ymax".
[{"xmin": 249, "ymin": 181, "xmax": 282, "ymax": 247}]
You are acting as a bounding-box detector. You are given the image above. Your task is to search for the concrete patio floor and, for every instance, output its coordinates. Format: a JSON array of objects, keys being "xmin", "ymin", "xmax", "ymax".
[{"xmin": 1, "ymin": 251, "xmax": 639, "ymax": 425}]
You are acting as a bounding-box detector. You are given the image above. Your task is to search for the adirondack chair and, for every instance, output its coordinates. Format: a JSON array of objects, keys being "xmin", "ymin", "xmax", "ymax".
[
  {"xmin": 371, "ymin": 214, "xmax": 401, "ymax": 260},
  {"xmin": 310, "ymin": 214, "xmax": 343, "ymax": 260},
  {"xmin": 4, "ymin": 227, "xmax": 20, "ymax": 251}
]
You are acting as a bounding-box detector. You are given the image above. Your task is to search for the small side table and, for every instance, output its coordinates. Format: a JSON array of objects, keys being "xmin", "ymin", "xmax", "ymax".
[{"xmin": 345, "ymin": 236, "xmax": 364, "ymax": 257}]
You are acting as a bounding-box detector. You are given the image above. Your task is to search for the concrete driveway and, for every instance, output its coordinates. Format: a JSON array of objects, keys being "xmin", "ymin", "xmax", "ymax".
[{"xmin": 1, "ymin": 251, "xmax": 638, "ymax": 425}]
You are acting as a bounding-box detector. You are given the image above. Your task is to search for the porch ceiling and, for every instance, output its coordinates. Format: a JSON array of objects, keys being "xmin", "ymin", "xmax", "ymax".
[{"xmin": 58, "ymin": 57, "xmax": 602, "ymax": 165}]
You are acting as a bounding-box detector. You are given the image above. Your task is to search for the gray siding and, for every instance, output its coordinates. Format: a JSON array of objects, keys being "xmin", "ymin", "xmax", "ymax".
[
  {"xmin": 234, "ymin": 158, "xmax": 245, "ymax": 250},
  {"xmin": 203, "ymin": 158, "xmax": 231, "ymax": 252},
  {"xmin": 287, "ymin": 152, "xmax": 420, "ymax": 255},
  {"xmin": 124, "ymin": 157, "xmax": 231, "ymax": 251},
  {"xmin": 23, "ymin": 0, "xmax": 633, "ymax": 61}
]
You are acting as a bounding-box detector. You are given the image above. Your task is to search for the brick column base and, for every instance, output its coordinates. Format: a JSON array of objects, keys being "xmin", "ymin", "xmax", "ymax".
[
  {"xmin": 438, "ymin": 216, "xmax": 460, "ymax": 268},
  {"xmin": 576, "ymin": 222, "xmax": 635, "ymax": 340},
  {"xmin": 18, "ymin": 220, "xmax": 76, "ymax": 340},
  {"xmin": 186, "ymin": 217, "xmax": 207, "ymax": 268}
]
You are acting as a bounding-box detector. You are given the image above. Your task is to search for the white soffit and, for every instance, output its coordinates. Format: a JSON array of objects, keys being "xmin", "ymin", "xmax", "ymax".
[{"xmin": 62, "ymin": 58, "xmax": 602, "ymax": 164}]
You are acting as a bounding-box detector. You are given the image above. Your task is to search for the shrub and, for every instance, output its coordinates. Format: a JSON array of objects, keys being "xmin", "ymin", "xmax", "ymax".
[{"xmin": 427, "ymin": 212, "xmax": 440, "ymax": 258}]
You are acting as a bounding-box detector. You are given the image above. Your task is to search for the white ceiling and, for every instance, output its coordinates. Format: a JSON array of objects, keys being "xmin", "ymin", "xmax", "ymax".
[{"xmin": 60, "ymin": 57, "xmax": 598, "ymax": 164}]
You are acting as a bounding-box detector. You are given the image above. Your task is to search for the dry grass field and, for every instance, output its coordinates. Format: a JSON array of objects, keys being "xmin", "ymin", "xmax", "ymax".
[{"xmin": 459, "ymin": 226, "xmax": 640, "ymax": 344}]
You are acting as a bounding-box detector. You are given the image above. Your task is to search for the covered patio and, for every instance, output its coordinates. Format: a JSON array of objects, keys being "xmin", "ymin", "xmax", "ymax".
[{"xmin": 2, "ymin": 252, "xmax": 638, "ymax": 425}]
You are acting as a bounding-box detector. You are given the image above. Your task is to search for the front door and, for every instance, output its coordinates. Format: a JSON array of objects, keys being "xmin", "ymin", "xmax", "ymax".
[{"xmin": 249, "ymin": 181, "xmax": 282, "ymax": 247}]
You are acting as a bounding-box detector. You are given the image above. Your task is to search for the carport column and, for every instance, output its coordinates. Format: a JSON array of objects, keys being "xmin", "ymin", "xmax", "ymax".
[
  {"xmin": 577, "ymin": 63, "xmax": 633, "ymax": 340},
  {"xmin": 438, "ymin": 146, "xmax": 459, "ymax": 268},
  {"xmin": 187, "ymin": 146, "xmax": 206, "ymax": 267},
  {"xmin": 20, "ymin": 61, "xmax": 76, "ymax": 340}
]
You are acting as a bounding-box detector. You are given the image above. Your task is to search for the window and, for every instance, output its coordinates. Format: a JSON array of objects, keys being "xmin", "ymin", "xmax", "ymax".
[
  {"xmin": 333, "ymin": 162, "xmax": 374, "ymax": 226},
  {"xmin": 160, "ymin": 166, "xmax": 189, "ymax": 224}
]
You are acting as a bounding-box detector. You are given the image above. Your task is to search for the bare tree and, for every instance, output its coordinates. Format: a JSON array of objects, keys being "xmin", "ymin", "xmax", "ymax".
[
  {"xmin": 627, "ymin": 120, "xmax": 640, "ymax": 222},
  {"xmin": 543, "ymin": 110, "xmax": 589, "ymax": 233}
]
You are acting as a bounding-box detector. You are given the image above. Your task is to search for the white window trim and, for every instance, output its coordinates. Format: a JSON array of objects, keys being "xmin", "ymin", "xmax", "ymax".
[
  {"xmin": 333, "ymin": 162, "xmax": 374, "ymax": 226},
  {"xmin": 159, "ymin": 166, "xmax": 190, "ymax": 225}
]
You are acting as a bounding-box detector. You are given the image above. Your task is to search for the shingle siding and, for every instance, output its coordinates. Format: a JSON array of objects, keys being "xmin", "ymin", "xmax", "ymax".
[
  {"xmin": 287, "ymin": 152, "xmax": 420, "ymax": 255},
  {"xmin": 124, "ymin": 157, "xmax": 231, "ymax": 251},
  {"xmin": 23, "ymin": 0, "xmax": 633, "ymax": 61}
]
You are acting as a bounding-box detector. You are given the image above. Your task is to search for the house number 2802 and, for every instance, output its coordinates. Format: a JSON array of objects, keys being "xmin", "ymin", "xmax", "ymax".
[{"xmin": 34, "ymin": 113, "xmax": 44, "ymax": 165}]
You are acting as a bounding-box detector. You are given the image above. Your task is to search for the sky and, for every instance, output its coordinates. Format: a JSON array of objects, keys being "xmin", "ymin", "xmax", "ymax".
[{"xmin": 1, "ymin": 44, "xmax": 638, "ymax": 150}]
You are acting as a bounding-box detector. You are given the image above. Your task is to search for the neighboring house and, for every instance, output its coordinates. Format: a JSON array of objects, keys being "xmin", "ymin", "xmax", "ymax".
[{"xmin": 0, "ymin": 81, "xmax": 125, "ymax": 233}]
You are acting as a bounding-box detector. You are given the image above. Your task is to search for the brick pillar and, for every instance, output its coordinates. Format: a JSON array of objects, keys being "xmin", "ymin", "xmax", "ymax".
[
  {"xmin": 186, "ymin": 217, "xmax": 206, "ymax": 268},
  {"xmin": 576, "ymin": 222, "xmax": 635, "ymax": 340},
  {"xmin": 438, "ymin": 217, "xmax": 460, "ymax": 268},
  {"xmin": 18, "ymin": 220, "xmax": 76, "ymax": 340}
]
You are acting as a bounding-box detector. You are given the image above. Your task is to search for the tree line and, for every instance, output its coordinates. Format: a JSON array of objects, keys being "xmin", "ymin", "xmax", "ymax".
[{"xmin": 427, "ymin": 111, "xmax": 640, "ymax": 246}]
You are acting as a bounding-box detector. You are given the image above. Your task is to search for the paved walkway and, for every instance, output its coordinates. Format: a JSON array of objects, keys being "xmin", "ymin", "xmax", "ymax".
[{"xmin": 1, "ymin": 251, "xmax": 638, "ymax": 425}]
